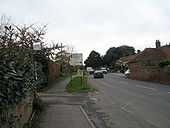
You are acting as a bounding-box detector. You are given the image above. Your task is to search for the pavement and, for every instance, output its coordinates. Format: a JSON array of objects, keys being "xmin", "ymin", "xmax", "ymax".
[{"xmin": 34, "ymin": 78, "xmax": 95, "ymax": 128}]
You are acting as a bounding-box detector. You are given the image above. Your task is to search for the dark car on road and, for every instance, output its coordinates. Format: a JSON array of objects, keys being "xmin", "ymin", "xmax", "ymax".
[
  {"xmin": 94, "ymin": 70, "xmax": 104, "ymax": 78},
  {"xmin": 89, "ymin": 70, "xmax": 94, "ymax": 75}
]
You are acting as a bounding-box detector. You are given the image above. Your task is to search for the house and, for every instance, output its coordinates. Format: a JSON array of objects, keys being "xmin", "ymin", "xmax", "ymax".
[
  {"xmin": 116, "ymin": 54, "xmax": 138, "ymax": 72},
  {"xmin": 128, "ymin": 40, "xmax": 170, "ymax": 84},
  {"xmin": 116, "ymin": 54, "xmax": 137, "ymax": 67}
]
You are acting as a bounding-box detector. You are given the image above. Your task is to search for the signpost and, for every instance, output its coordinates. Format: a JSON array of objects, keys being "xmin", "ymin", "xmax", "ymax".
[
  {"xmin": 69, "ymin": 53, "xmax": 83, "ymax": 86},
  {"xmin": 32, "ymin": 39, "xmax": 42, "ymax": 80}
]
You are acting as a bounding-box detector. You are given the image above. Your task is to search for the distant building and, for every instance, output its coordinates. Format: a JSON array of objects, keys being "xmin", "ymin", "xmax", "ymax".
[
  {"xmin": 116, "ymin": 54, "xmax": 138, "ymax": 67},
  {"xmin": 116, "ymin": 54, "xmax": 138, "ymax": 72}
]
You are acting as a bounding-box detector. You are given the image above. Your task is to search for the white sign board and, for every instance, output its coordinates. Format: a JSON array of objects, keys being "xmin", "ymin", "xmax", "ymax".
[
  {"xmin": 33, "ymin": 40, "xmax": 41, "ymax": 50},
  {"xmin": 69, "ymin": 53, "xmax": 83, "ymax": 66},
  {"xmin": 33, "ymin": 43, "xmax": 41, "ymax": 50}
]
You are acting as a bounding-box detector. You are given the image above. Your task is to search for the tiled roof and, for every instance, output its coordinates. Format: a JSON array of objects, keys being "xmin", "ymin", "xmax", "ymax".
[
  {"xmin": 131, "ymin": 47, "xmax": 170, "ymax": 62},
  {"xmin": 117, "ymin": 54, "xmax": 137, "ymax": 62},
  {"xmin": 162, "ymin": 47, "xmax": 170, "ymax": 58}
]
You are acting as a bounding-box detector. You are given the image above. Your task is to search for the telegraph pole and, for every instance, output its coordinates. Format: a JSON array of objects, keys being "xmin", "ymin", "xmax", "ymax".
[{"xmin": 60, "ymin": 43, "xmax": 63, "ymax": 76}]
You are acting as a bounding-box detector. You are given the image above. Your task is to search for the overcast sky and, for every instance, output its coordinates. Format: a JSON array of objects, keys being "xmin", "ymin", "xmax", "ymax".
[{"xmin": 1, "ymin": 0, "xmax": 170, "ymax": 60}]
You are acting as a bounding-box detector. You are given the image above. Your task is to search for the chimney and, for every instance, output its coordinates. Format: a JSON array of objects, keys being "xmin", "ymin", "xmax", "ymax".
[
  {"xmin": 137, "ymin": 50, "xmax": 141, "ymax": 53},
  {"xmin": 156, "ymin": 40, "xmax": 161, "ymax": 48}
]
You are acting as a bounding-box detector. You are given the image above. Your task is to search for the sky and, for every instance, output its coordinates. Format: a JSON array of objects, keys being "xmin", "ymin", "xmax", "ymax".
[{"xmin": 1, "ymin": 0, "xmax": 170, "ymax": 61}]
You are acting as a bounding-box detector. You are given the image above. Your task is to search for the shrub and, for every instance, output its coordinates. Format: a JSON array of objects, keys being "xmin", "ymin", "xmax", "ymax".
[
  {"xmin": 159, "ymin": 59, "xmax": 170, "ymax": 67},
  {"xmin": 0, "ymin": 24, "xmax": 46, "ymax": 113}
]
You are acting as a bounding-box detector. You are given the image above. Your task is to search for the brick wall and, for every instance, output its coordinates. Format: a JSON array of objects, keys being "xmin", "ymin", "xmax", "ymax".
[
  {"xmin": 138, "ymin": 65, "xmax": 170, "ymax": 84},
  {"xmin": 129, "ymin": 62, "xmax": 138, "ymax": 79},
  {"xmin": 129, "ymin": 61, "xmax": 170, "ymax": 84},
  {"xmin": 0, "ymin": 96, "xmax": 33, "ymax": 128}
]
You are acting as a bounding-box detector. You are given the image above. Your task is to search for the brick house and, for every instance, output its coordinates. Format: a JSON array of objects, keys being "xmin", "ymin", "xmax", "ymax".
[{"xmin": 128, "ymin": 41, "xmax": 170, "ymax": 84}]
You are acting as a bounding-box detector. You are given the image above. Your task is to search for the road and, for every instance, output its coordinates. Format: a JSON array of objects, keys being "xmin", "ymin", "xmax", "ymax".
[{"xmin": 87, "ymin": 73, "xmax": 170, "ymax": 128}]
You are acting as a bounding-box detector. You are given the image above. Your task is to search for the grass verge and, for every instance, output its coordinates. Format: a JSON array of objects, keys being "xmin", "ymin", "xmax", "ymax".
[{"xmin": 66, "ymin": 76, "xmax": 91, "ymax": 92}]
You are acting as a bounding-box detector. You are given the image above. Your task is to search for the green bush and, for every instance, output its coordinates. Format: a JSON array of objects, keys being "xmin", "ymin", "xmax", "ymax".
[{"xmin": 159, "ymin": 59, "xmax": 170, "ymax": 67}]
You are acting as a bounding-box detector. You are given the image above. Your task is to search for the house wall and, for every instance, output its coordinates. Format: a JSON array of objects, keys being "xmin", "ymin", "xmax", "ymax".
[
  {"xmin": 129, "ymin": 61, "xmax": 170, "ymax": 84},
  {"xmin": 48, "ymin": 60, "xmax": 61, "ymax": 84},
  {"xmin": 129, "ymin": 62, "xmax": 138, "ymax": 79}
]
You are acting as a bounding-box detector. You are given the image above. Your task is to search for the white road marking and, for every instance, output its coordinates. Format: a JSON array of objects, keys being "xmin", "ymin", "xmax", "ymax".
[
  {"xmin": 136, "ymin": 85, "xmax": 158, "ymax": 91},
  {"xmin": 168, "ymin": 92, "xmax": 170, "ymax": 93},
  {"xmin": 120, "ymin": 107, "xmax": 131, "ymax": 113},
  {"xmin": 146, "ymin": 120, "xmax": 161, "ymax": 128},
  {"xmin": 118, "ymin": 81, "xmax": 129, "ymax": 85},
  {"xmin": 90, "ymin": 97, "xmax": 98, "ymax": 101},
  {"xmin": 94, "ymin": 91, "xmax": 98, "ymax": 94},
  {"xmin": 109, "ymin": 100, "xmax": 116, "ymax": 105}
]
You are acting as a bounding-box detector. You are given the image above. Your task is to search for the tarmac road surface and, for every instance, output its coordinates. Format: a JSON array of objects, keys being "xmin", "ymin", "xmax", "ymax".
[{"xmin": 87, "ymin": 73, "xmax": 170, "ymax": 128}]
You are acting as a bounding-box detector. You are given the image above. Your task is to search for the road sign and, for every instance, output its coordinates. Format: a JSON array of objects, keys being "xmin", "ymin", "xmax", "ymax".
[
  {"xmin": 69, "ymin": 53, "xmax": 83, "ymax": 66},
  {"xmin": 33, "ymin": 39, "xmax": 41, "ymax": 50}
]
